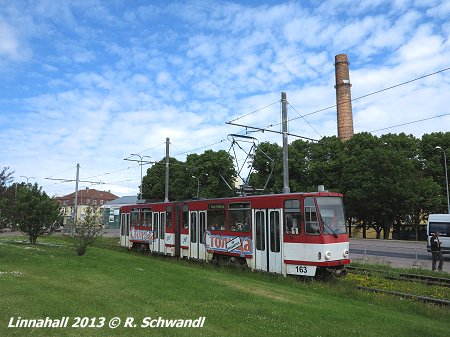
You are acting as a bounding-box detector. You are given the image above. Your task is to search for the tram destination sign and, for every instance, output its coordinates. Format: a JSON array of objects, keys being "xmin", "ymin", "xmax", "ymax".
[{"xmin": 208, "ymin": 204, "xmax": 225, "ymax": 210}]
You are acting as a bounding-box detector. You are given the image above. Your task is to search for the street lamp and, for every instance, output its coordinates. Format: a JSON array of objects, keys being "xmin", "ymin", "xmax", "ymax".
[
  {"xmin": 124, "ymin": 154, "xmax": 152, "ymax": 200},
  {"xmin": 435, "ymin": 146, "xmax": 450, "ymax": 214},
  {"xmin": 192, "ymin": 173, "xmax": 208, "ymax": 198}
]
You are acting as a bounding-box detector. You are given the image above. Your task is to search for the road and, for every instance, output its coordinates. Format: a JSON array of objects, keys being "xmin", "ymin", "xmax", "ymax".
[{"xmin": 350, "ymin": 238, "xmax": 450, "ymax": 273}]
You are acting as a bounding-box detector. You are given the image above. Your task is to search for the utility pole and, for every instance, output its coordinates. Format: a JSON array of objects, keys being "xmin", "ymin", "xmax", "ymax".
[
  {"xmin": 282, "ymin": 92, "xmax": 290, "ymax": 194},
  {"xmin": 44, "ymin": 164, "xmax": 104, "ymax": 232},
  {"xmin": 435, "ymin": 146, "xmax": 450, "ymax": 214},
  {"xmin": 225, "ymin": 92, "xmax": 304, "ymax": 194},
  {"xmin": 74, "ymin": 163, "xmax": 80, "ymax": 229},
  {"xmin": 165, "ymin": 137, "xmax": 170, "ymax": 202}
]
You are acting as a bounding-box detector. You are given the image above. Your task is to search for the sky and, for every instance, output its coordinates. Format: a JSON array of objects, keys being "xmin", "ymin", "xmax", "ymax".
[{"xmin": 1, "ymin": 0, "xmax": 450, "ymax": 198}]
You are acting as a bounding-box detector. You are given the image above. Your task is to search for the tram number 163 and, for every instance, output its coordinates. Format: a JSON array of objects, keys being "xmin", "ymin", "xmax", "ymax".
[{"xmin": 295, "ymin": 266, "xmax": 308, "ymax": 274}]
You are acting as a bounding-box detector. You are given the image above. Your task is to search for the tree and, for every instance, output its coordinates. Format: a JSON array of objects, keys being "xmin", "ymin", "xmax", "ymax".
[
  {"xmin": 186, "ymin": 150, "xmax": 236, "ymax": 198},
  {"xmin": 142, "ymin": 157, "xmax": 190, "ymax": 201},
  {"xmin": 14, "ymin": 184, "xmax": 62, "ymax": 244},
  {"xmin": 308, "ymin": 136, "xmax": 344, "ymax": 192},
  {"xmin": 286, "ymin": 140, "xmax": 310, "ymax": 192},
  {"xmin": 0, "ymin": 167, "xmax": 14, "ymax": 230},
  {"xmin": 0, "ymin": 167, "xmax": 14, "ymax": 194},
  {"xmin": 421, "ymin": 132, "xmax": 450, "ymax": 213},
  {"xmin": 69, "ymin": 206, "xmax": 102, "ymax": 256},
  {"xmin": 0, "ymin": 167, "xmax": 13, "ymax": 229},
  {"xmin": 341, "ymin": 132, "xmax": 436, "ymax": 239},
  {"xmin": 249, "ymin": 142, "xmax": 282, "ymax": 193},
  {"xmin": 142, "ymin": 150, "xmax": 237, "ymax": 200},
  {"xmin": 340, "ymin": 133, "xmax": 381, "ymax": 238}
]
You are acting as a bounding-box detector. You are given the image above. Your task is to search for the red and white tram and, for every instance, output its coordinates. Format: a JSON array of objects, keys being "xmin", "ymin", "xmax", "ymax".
[{"xmin": 119, "ymin": 191, "xmax": 350, "ymax": 277}]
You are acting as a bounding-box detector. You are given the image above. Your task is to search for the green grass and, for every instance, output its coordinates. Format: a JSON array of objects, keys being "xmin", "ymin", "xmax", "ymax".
[
  {"xmin": 0, "ymin": 236, "xmax": 449, "ymax": 337},
  {"xmin": 345, "ymin": 261, "xmax": 450, "ymax": 300}
]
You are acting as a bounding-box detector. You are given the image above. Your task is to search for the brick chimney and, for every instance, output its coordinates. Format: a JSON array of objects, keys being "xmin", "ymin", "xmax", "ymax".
[{"xmin": 334, "ymin": 54, "xmax": 354, "ymax": 141}]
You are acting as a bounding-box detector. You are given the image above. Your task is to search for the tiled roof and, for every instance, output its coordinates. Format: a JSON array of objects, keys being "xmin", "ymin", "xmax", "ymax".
[{"xmin": 55, "ymin": 188, "xmax": 119, "ymax": 206}]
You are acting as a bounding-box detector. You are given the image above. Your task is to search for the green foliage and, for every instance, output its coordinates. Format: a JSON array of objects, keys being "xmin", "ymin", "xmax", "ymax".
[
  {"xmin": 14, "ymin": 184, "xmax": 62, "ymax": 244},
  {"xmin": 186, "ymin": 150, "xmax": 236, "ymax": 198},
  {"xmin": 0, "ymin": 166, "xmax": 14, "ymax": 194},
  {"xmin": 248, "ymin": 142, "xmax": 285, "ymax": 192},
  {"xmin": 67, "ymin": 206, "xmax": 102, "ymax": 256},
  {"xmin": 308, "ymin": 136, "xmax": 344, "ymax": 192},
  {"xmin": 0, "ymin": 167, "xmax": 14, "ymax": 229},
  {"xmin": 142, "ymin": 157, "xmax": 189, "ymax": 201},
  {"xmin": 142, "ymin": 150, "xmax": 236, "ymax": 200},
  {"xmin": 251, "ymin": 132, "xmax": 449, "ymax": 239},
  {"xmin": 421, "ymin": 132, "xmax": 450, "ymax": 212}
]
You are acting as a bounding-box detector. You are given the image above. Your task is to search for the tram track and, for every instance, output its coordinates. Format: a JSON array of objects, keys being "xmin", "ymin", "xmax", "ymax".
[
  {"xmin": 346, "ymin": 266, "xmax": 450, "ymax": 287},
  {"xmin": 355, "ymin": 286, "xmax": 450, "ymax": 306},
  {"xmin": 346, "ymin": 266, "xmax": 450, "ymax": 306}
]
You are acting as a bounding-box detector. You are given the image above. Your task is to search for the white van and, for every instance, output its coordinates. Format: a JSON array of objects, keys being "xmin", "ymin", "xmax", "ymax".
[{"xmin": 427, "ymin": 214, "xmax": 450, "ymax": 254}]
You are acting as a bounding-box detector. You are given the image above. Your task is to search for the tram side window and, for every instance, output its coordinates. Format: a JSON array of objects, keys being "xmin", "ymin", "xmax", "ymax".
[
  {"xmin": 207, "ymin": 204, "xmax": 226, "ymax": 231},
  {"xmin": 153, "ymin": 213, "xmax": 159, "ymax": 239},
  {"xmin": 270, "ymin": 210, "xmax": 281, "ymax": 252},
  {"xmin": 166, "ymin": 206, "xmax": 172, "ymax": 228},
  {"xmin": 255, "ymin": 211, "xmax": 265, "ymax": 251},
  {"xmin": 191, "ymin": 212, "xmax": 197, "ymax": 243},
  {"xmin": 199, "ymin": 212, "xmax": 206, "ymax": 244},
  {"xmin": 228, "ymin": 202, "xmax": 251, "ymax": 232},
  {"xmin": 304, "ymin": 197, "xmax": 320, "ymax": 235},
  {"xmin": 182, "ymin": 205, "xmax": 189, "ymax": 229},
  {"xmin": 121, "ymin": 214, "xmax": 127, "ymax": 236},
  {"xmin": 142, "ymin": 208, "xmax": 152, "ymax": 228},
  {"xmin": 160, "ymin": 213, "xmax": 166, "ymax": 238},
  {"xmin": 131, "ymin": 209, "xmax": 140, "ymax": 227},
  {"xmin": 284, "ymin": 199, "xmax": 301, "ymax": 235}
]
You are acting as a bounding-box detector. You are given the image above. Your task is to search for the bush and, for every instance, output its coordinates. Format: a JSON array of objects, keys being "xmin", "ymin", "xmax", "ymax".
[{"xmin": 67, "ymin": 207, "xmax": 102, "ymax": 256}]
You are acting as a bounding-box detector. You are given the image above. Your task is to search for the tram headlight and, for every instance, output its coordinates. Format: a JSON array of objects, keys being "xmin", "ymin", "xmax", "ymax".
[
  {"xmin": 324, "ymin": 251, "xmax": 331, "ymax": 260},
  {"xmin": 343, "ymin": 249, "xmax": 349, "ymax": 258},
  {"xmin": 343, "ymin": 249, "xmax": 348, "ymax": 259}
]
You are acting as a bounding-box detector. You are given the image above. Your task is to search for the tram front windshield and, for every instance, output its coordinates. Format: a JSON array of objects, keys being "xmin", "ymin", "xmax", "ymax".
[{"xmin": 316, "ymin": 197, "xmax": 346, "ymax": 235}]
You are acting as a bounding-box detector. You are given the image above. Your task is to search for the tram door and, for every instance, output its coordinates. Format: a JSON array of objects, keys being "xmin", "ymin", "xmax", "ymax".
[
  {"xmin": 120, "ymin": 213, "xmax": 130, "ymax": 248},
  {"xmin": 253, "ymin": 209, "xmax": 282, "ymax": 273},
  {"xmin": 152, "ymin": 212, "xmax": 166, "ymax": 254},
  {"xmin": 189, "ymin": 211, "xmax": 206, "ymax": 260}
]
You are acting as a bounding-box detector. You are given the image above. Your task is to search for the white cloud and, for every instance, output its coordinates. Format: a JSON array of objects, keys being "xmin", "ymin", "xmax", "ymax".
[
  {"xmin": 0, "ymin": 20, "xmax": 20, "ymax": 59},
  {"xmin": 426, "ymin": 0, "xmax": 450, "ymax": 18},
  {"xmin": 73, "ymin": 51, "xmax": 96, "ymax": 64},
  {"xmin": 396, "ymin": 25, "xmax": 445, "ymax": 62}
]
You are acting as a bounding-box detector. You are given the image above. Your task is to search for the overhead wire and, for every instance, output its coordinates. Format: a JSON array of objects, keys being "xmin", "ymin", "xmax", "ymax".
[
  {"xmin": 287, "ymin": 102, "xmax": 323, "ymax": 138},
  {"xmin": 45, "ymin": 66, "xmax": 450, "ymax": 194},
  {"xmin": 164, "ymin": 65, "xmax": 450, "ymax": 159},
  {"xmin": 228, "ymin": 100, "xmax": 280, "ymax": 123},
  {"xmin": 290, "ymin": 66, "xmax": 450, "ymax": 122},
  {"xmin": 369, "ymin": 112, "xmax": 450, "ymax": 133}
]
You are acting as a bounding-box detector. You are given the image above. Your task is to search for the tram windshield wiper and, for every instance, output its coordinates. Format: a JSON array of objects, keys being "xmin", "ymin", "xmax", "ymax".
[{"xmin": 322, "ymin": 220, "xmax": 339, "ymax": 238}]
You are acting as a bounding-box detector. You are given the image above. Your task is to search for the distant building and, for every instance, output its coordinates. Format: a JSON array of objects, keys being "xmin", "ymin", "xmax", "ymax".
[
  {"xmin": 55, "ymin": 188, "xmax": 119, "ymax": 226},
  {"xmin": 100, "ymin": 196, "xmax": 138, "ymax": 229}
]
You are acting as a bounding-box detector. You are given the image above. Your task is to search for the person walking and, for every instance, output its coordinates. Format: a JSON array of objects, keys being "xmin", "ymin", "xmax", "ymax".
[{"xmin": 430, "ymin": 231, "xmax": 444, "ymax": 271}]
